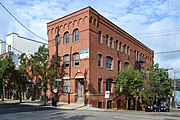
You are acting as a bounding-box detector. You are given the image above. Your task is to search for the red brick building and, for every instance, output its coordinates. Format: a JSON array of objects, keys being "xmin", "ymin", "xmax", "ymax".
[{"xmin": 47, "ymin": 6, "xmax": 154, "ymax": 109}]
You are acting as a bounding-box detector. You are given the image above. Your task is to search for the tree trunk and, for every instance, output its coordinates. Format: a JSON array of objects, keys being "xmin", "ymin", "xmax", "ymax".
[{"xmin": 44, "ymin": 90, "xmax": 47, "ymax": 106}]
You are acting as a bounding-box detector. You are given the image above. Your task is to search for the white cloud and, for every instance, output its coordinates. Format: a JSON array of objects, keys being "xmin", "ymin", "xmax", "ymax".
[{"xmin": 0, "ymin": 0, "xmax": 180, "ymax": 78}]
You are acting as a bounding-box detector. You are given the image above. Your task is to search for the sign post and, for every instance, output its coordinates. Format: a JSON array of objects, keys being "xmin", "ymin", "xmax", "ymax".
[{"xmin": 105, "ymin": 91, "xmax": 110, "ymax": 109}]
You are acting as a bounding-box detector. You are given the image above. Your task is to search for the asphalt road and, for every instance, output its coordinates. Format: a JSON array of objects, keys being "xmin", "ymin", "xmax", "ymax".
[{"xmin": 0, "ymin": 103, "xmax": 179, "ymax": 120}]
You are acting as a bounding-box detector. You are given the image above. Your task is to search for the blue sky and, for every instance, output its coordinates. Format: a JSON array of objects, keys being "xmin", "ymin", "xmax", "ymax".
[{"xmin": 0, "ymin": 0, "xmax": 180, "ymax": 78}]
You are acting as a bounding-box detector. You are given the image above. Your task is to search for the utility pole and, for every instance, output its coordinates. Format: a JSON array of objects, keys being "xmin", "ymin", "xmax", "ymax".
[
  {"xmin": 174, "ymin": 72, "xmax": 176, "ymax": 108},
  {"xmin": 68, "ymin": 46, "xmax": 72, "ymax": 104}
]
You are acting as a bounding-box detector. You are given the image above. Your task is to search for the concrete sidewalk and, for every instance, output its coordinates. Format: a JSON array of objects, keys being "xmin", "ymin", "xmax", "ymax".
[{"xmin": 0, "ymin": 99, "xmax": 104, "ymax": 111}]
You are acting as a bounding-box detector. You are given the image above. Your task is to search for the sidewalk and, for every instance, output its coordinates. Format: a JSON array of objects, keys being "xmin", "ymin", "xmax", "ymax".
[{"xmin": 0, "ymin": 99, "xmax": 104, "ymax": 111}]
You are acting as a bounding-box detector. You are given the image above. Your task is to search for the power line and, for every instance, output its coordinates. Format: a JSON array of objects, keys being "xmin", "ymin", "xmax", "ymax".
[
  {"xmin": 0, "ymin": 2, "xmax": 47, "ymax": 42},
  {"xmin": 155, "ymin": 50, "xmax": 180, "ymax": 55},
  {"xmin": 134, "ymin": 28, "xmax": 180, "ymax": 36}
]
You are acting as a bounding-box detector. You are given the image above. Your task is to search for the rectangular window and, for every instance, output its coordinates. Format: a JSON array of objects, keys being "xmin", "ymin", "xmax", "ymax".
[
  {"xmin": 57, "ymin": 56, "xmax": 61, "ymax": 67},
  {"xmin": 107, "ymin": 100, "xmax": 112, "ymax": 109},
  {"xmin": 63, "ymin": 79, "xmax": 70, "ymax": 93},
  {"xmin": 73, "ymin": 53, "xmax": 79, "ymax": 66},
  {"xmin": 98, "ymin": 102, "xmax": 103, "ymax": 108},
  {"xmin": 98, "ymin": 54, "xmax": 102, "ymax": 67},
  {"xmin": 106, "ymin": 79, "xmax": 112, "ymax": 91},
  {"xmin": 106, "ymin": 56, "xmax": 113, "ymax": 69},
  {"xmin": 63, "ymin": 55, "xmax": 70, "ymax": 67},
  {"xmin": 8, "ymin": 45, "xmax": 11, "ymax": 52},
  {"xmin": 98, "ymin": 78, "xmax": 102, "ymax": 93},
  {"xmin": 106, "ymin": 35, "xmax": 108, "ymax": 46}
]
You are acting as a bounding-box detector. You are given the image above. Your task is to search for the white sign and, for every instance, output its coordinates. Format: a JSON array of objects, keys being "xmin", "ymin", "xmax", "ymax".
[
  {"xmin": 53, "ymin": 88, "xmax": 57, "ymax": 93},
  {"xmin": 56, "ymin": 78, "xmax": 62, "ymax": 81},
  {"xmin": 80, "ymin": 48, "xmax": 89, "ymax": 59},
  {"xmin": 105, "ymin": 91, "xmax": 110, "ymax": 98}
]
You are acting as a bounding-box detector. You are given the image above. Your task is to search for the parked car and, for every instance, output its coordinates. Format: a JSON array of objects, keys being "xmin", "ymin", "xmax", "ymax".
[
  {"xmin": 145, "ymin": 104, "xmax": 160, "ymax": 112},
  {"xmin": 176, "ymin": 105, "xmax": 180, "ymax": 109},
  {"xmin": 160, "ymin": 102, "xmax": 170, "ymax": 112}
]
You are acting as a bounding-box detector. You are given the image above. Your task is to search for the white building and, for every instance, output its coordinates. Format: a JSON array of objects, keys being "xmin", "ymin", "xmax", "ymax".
[
  {"xmin": 0, "ymin": 41, "xmax": 6, "ymax": 54},
  {"xmin": 6, "ymin": 33, "xmax": 47, "ymax": 55},
  {"xmin": 3, "ymin": 33, "xmax": 47, "ymax": 67}
]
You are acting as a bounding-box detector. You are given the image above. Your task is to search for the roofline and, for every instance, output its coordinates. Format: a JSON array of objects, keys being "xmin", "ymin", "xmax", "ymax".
[
  {"xmin": 6, "ymin": 33, "xmax": 47, "ymax": 45},
  {"xmin": 47, "ymin": 6, "xmax": 92, "ymax": 25},
  {"xmin": 47, "ymin": 6, "xmax": 153, "ymax": 53}
]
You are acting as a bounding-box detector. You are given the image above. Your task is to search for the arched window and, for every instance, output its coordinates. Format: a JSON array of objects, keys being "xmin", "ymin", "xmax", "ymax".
[
  {"xmin": 64, "ymin": 32, "xmax": 69, "ymax": 44},
  {"xmin": 98, "ymin": 54, "xmax": 102, "ymax": 67},
  {"xmin": 106, "ymin": 56, "xmax": 113, "ymax": 69},
  {"xmin": 119, "ymin": 42, "xmax": 122, "ymax": 52},
  {"xmin": 140, "ymin": 53, "xmax": 143, "ymax": 61},
  {"xmin": 106, "ymin": 34, "xmax": 109, "ymax": 46},
  {"xmin": 124, "ymin": 62, "xmax": 129, "ymax": 68},
  {"xmin": 115, "ymin": 40, "xmax": 118, "ymax": 51},
  {"xmin": 63, "ymin": 54, "xmax": 70, "ymax": 67},
  {"xmin": 127, "ymin": 46, "xmax": 130, "ymax": 55},
  {"xmin": 73, "ymin": 29, "xmax": 79, "ymax": 42},
  {"xmin": 106, "ymin": 78, "xmax": 112, "ymax": 91},
  {"xmin": 98, "ymin": 78, "xmax": 102, "ymax": 93},
  {"xmin": 110, "ymin": 37, "xmax": 113, "ymax": 48},
  {"xmin": 118, "ymin": 60, "xmax": 121, "ymax": 73},
  {"xmin": 73, "ymin": 53, "xmax": 79, "ymax": 66},
  {"xmin": 56, "ymin": 34, "xmax": 60, "ymax": 45},
  {"xmin": 124, "ymin": 44, "xmax": 126, "ymax": 54},
  {"xmin": 98, "ymin": 31, "xmax": 102, "ymax": 44},
  {"xmin": 134, "ymin": 50, "xmax": 137, "ymax": 61},
  {"xmin": 93, "ymin": 19, "xmax": 96, "ymax": 25}
]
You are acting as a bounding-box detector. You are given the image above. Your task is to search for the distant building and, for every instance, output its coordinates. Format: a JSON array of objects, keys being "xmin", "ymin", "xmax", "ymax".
[
  {"xmin": 0, "ymin": 33, "xmax": 47, "ymax": 67},
  {"xmin": 47, "ymin": 7, "xmax": 154, "ymax": 109},
  {"xmin": 0, "ymin": 41, "xmax": 6, "ymax": 54}
]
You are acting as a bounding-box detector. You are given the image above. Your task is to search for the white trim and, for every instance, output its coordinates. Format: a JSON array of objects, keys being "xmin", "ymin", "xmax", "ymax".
[
  {"xmin": 63, "ymin": 76, "xmax": 70, "ymax": 79},
  {"xmin": 75, "ymin": 76, "xmax": 84, "ymax": 79}
]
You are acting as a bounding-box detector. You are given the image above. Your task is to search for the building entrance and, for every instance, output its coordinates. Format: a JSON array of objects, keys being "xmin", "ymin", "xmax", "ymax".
[{"xmin": 76, "ymin": 79, "xmax": 84, "ymax": 102}]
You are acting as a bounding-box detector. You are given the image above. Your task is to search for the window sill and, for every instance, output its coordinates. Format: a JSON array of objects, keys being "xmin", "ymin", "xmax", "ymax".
[
  {"xmin": 106, "ymin": 68, "xmax": 114, "ymax": 71},
  {"xmin": 73, "ymin": 65, "xmax": 80, "ymax": 68}
]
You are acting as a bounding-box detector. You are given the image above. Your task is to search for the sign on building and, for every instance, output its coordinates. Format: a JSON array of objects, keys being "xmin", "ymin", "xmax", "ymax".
[{"xmin": 80, "ymin": 48, "xmax": 89, "ymax": 59}]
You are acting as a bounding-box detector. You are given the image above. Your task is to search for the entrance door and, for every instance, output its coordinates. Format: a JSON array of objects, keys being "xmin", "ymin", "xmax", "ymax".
[
  {"xmin": 117, "ymin": 99, "xmax": 121, "ymax": 109},
  {"xmin": 77, "ymin": 79, "xmax": 84, "ymax": 102}
]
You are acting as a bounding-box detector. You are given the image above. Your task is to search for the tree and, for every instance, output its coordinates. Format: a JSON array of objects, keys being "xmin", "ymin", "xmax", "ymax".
[
  {"xmin": 115, "ymin": 66, "xmax": 143, "ymax": 110},
  {"xmin": 0, "ymin": 56, "xmax": 15, "ymax": 101},
  {"xmin": 31, "ymin": 45, "xmax": 49, "ymax": 105},
  {"xmin": 18, "ymin": 53, "xmax": 30, "ymax": 100},
  {"xmin": 141, "ymin": 63, "xmax": 172, "ymax": 105}
]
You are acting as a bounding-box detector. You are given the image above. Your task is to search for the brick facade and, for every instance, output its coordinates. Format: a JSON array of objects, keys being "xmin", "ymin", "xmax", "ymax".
[{"xmin": 47, "ymin": 6, "xmax": 154, "ymax": 109}]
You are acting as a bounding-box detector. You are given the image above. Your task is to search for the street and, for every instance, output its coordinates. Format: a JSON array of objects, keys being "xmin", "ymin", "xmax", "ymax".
[{"xmin": 0, "ymin": 103, "xmax": 180, "ymax": 120}]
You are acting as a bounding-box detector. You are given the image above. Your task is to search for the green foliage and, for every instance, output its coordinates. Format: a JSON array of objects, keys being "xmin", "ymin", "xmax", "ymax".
[
  {"xmin": 115, "ymin": 66, "xmax": 143, "ymax": 98},
  {"xmin": 141, "ymin": 63, "xmax": 173, "ymax": 104},
  {"xmin": 0, "ymin": 56, "xmax": 15, "ymax": 100}
]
